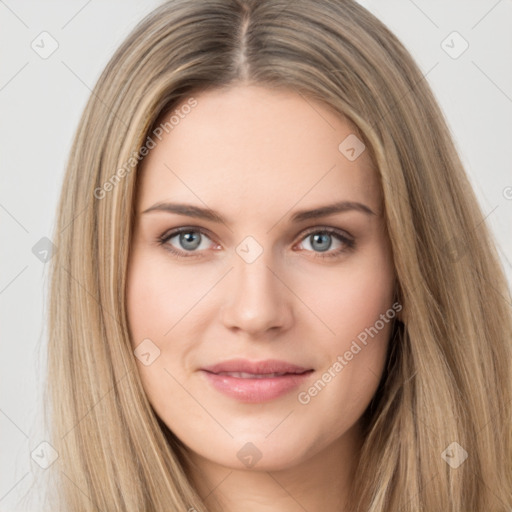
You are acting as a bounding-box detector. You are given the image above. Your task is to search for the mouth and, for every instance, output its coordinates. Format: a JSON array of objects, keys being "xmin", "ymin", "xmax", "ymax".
[
  {"xmin": 213, "ymin": 371, "xmax": 307, "ymax": 378},
  {"xmin": 200, "ymin": 359, "xmax": 314, "ymax": 403}
]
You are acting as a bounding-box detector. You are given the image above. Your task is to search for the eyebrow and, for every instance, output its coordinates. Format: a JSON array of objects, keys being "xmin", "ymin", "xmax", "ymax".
[{"xmin": 141, "ymin": 200, "xmax": 376, "ymax": 224}]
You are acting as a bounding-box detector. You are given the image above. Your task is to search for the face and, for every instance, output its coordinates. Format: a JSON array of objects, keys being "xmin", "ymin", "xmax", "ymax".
[{"xmin": 126, "ymin": 84, "xmax": 396, "ymax": 473}]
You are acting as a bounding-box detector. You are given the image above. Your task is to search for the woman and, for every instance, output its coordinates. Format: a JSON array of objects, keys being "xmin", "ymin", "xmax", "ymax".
[{"xmin": 44, "ymin": 0, "xmax": 512, "ymax": 510}]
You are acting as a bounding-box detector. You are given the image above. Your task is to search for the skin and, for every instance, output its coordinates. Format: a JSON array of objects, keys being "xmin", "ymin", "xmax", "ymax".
[{"xmin": 126, "ymin": 84, "xmax": 396, "ymax": 511}]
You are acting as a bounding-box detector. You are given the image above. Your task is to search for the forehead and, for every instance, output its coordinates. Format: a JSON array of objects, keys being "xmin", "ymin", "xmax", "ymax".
[{"xmin": 137, "ymin": 85, "xmax": 380, "ymax": 216}]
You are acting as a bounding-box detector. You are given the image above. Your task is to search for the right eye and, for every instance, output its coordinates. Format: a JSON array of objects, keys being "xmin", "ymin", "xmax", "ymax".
[{"xmin": 158, "ymin": 227, "xmax": 219, "ymax": 259}]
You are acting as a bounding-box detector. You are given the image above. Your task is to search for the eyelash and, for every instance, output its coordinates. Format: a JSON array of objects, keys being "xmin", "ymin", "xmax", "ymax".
[{"xmin": 157, "ymin": 226, "xmax": 355, "ymax": 260}]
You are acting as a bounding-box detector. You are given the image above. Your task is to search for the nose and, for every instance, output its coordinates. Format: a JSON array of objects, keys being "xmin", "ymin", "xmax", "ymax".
[{"xmin": 220, "ymin": 250, "xmax": 294, "ymax": 337}]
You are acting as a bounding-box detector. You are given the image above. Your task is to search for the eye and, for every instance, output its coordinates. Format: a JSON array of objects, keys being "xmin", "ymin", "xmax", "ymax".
[
  {"xmin": 157, "ymin": 226, "xmax": 355, "ymax": 260},
  {"xmin": 158, "ymin": 227, "xmax": 218, "ymax": 259},
  {"xmin": 295, "ymin": 228, "xmax": 355, "ymax": 259}
]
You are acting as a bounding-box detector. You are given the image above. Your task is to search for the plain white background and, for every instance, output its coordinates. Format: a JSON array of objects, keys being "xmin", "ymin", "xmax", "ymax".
[{"xmin": 1, "ymin": 1, "xmax": 511, "ymax": 509}]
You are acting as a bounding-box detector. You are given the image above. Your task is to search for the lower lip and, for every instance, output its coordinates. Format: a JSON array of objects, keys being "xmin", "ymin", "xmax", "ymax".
[{"xmin": 201, "ymin": 370, "xmax": 313, "ymax": 403}]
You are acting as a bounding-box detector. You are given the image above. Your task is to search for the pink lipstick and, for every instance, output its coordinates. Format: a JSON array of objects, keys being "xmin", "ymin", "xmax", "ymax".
[{"xmin": 200, "ymin": 359, "xmax": 314, "ymax": 403}]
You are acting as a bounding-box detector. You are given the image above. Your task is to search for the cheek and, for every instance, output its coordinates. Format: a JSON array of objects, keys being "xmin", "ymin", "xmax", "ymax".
[
  {"xmin": 126, "ymin": 250, "xmax": 197, "ymax": 409},
  {"xmin": 294, "ymin": 259, "xmax": 395, "ymax": 427},
  {"xmin": 296, "ymin": 256, "xmax": 395, "ymax": 345},
  {"xmin": 293, "ymin": 248, "xmax": 395, "ymax": 405},
  {"xmin": 126, "ymin": 249, "xmax": 208, "ymax": 347},
  {"xmin": 127, "ymin": 257, "xmax": 168, "ymax": 347}
]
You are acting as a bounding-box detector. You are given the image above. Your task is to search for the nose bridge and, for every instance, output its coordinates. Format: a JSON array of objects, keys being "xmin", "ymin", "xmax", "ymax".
[
  {"xmin": 220, "ymin": 239, "xmax": 292, "ymax": 334},
  {"xmin": 234, "ymin": 249, "xmax": 275, "ymax": 299},
  {"xmin": 233, "ymin": 234, "xmax": 276, "ymax": 293}
]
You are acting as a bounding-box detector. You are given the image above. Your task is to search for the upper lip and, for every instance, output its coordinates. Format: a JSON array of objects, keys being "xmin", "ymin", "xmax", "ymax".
[{"xmin": 201, "ymin": 359, "xmax": 313, "ymax": 375}]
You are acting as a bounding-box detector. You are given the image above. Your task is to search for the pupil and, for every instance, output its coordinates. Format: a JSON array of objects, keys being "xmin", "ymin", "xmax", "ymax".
[{"xmin": 312, "ymin": 233, "xmax": 331, "ymax": 252}]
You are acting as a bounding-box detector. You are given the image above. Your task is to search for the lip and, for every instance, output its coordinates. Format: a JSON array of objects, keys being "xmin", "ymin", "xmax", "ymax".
[{"xmin": 200, "ymin": 358, "xmax": 314, "ymax": 403}]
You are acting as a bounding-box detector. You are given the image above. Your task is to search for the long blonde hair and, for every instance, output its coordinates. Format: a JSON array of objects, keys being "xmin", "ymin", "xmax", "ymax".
[{"xmin": 43, "ymin": 0, "xmax": 512, "ymax": 510}]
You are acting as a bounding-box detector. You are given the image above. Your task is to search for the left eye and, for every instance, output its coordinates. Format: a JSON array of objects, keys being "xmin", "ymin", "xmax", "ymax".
[
  {"xmin": 295, "ymin": 229, "xmax": 354, "ymax": 258},
  {"xmin": 160, "ymin": 228, "xmax": 215, "ymax": 255}
]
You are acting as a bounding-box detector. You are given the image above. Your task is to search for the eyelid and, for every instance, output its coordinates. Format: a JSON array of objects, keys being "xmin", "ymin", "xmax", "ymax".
[
  {"xmin": 159, "ymin": 225, "xmax": 215, "ymax": 243},
  {"xmin": 298, "ymin": 225, "xmax": 354, "ymax": 241}
]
